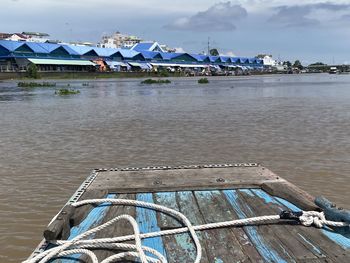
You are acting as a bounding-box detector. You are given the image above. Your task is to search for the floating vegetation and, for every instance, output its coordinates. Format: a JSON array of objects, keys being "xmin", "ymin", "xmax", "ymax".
[
  {"xmin": 55, "ymin": 88, "xmax": 80, "ymax": 95},
  {"xmin": 159, "ymin": 70, "xmax": 170, "ymax": 77},
  {"xmin": 18, "ymin": 82, "xmax": 56, "ymax": 88},
  {"xmin": 198, "ymin": 78, "xmax": 209, "ymax": 84},
  {"xmin": 141, "ymin": 79, "xmax": 171, "ymax": 84}
]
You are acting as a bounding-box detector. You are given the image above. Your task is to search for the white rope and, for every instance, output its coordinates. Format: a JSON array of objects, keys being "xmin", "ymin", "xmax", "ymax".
[
  {"xmin": 299, "ymin": 211, "xmax": 347, "ymax": 228},
  {"xmin": 24, "ymin": 198, "xmax": 349, "ymax": 263}
]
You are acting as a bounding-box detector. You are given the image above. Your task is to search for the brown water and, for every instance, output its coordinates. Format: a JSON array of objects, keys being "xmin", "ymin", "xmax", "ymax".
[{"xmin": 0, "ymin": 74, "xmax": 349, "ymax": 262}]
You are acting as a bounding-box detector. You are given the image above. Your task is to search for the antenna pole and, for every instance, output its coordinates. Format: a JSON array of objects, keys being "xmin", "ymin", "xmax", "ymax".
[{"xmin": 208, "ymin": 37, "xmax": 210, "ymax": 55}]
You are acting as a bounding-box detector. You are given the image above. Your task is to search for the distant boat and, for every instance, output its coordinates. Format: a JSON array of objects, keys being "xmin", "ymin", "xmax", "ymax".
[{"xmin": 329, "ymin": 67, "xmax": 339, "ymax": 74}]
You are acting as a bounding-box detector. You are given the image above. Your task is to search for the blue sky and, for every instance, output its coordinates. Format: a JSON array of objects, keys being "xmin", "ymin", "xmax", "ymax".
[{"xmin": 2, "ymin": 0, "xmax": 350, "ymax": 64}]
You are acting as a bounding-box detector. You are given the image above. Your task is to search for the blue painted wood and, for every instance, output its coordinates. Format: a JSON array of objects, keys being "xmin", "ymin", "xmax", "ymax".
[
  {"xmin": 274, "ymin": 196, "xmax": 350, "ymax": 249},
  {"xmin": 251, "ymin": 189, "xmax": 283, "ymax": 209},
  {"xmin": 315, "ymin": 196, "xmax": 350, "ymax": 224},
  {"xmin": 154, "ymin": 192, "xmax": 197, "ymax": 262},
  {"xmin": 51, "ymin": 194, "xmax": 117, "ymax": 263},
  {"xmin": 251, "ymin": 189, "xmax": 325, "ymax": 259},
  {"xmin": 223, "ymin": 189, "xmax": 289, "ymax": 263},
  {"xmin": 297, "ymin": 233, "xmax": 324, "ymax": 257},
  {"xmin": 136, "ymin": 193, "xmax": 167, "ymax": 259},
  {"xmin": 194, "ymin": 190, "xmax": 250, "ymax": 262}
]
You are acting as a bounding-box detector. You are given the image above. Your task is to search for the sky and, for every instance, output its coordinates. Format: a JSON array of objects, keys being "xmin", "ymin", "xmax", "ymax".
[{"xmin": 2, "ymin": 0, "xmax": 350, "ymax": 64}]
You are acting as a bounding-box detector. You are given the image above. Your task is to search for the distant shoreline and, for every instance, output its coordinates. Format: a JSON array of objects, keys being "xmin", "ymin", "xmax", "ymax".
[{"xmin": 0, "ymin": 71, "xmax": 307, "ymax": 81}]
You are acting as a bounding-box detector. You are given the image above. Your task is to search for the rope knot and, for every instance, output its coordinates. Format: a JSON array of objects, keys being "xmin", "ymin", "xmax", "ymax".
[{"xmin": 299, "ymin": 211, "xmax": 326, "ymax": 228}]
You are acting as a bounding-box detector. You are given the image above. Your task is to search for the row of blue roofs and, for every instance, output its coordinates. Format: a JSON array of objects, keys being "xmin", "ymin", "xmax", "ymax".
[{"xmin": 0, "ymin": 40, "xmax": 263, "ymax": 65}]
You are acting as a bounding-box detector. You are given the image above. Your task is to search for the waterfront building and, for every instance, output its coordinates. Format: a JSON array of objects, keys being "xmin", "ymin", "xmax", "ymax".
[
  {"xmin": 256, "ymin": 54, "xmax": 277, "ymax": 67},
  {"xmin": 21, "ymin": 32, "xmax": 50, "ymax": 43},
  {"xmin": 0, "ymin": 40, "xmax": 264, "ymax": 73},
  {"xmin": 131, "ymin": 42, "xmax": 165, "ymax": 52},
  {"xmin": 98, "ymin": 31, "xmax": 142, "ymax": 49},
  {"xmin": 0, "ymin": 33, "xmax": 27, "ymax": 41}
]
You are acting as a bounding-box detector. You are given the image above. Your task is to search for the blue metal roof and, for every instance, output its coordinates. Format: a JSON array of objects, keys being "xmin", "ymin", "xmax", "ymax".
[
  {"xmin": 68, "ymin": 45, "xmax": 94, "ymax": 55},
  {"xmin": 92, "ymin": 47, "xmax": 119, "ymax": 57},
  {"xmin": 25, "ymin": 42, "xmax": 50, "ymax": 53},
  {"xmin": 189, "ymin": 54, "xmax": 205, "ymax": 62},
  {"xmin": 219, "ymin": 56, "xmax": 230, "ymax": 63},
  {"xmin": 0, "ymin": 40, "xmax": 25, "ymax": 51},
  {"xmin": 132, "ymin": 42, "xmax": 154, "ymax": 52},
  {"xmin": 60, "ymin": 45, "xmax": 80, "ymax": 55},
  {"xmin": 36, "ymin": 43, "xmax": 61, "ymax": 53},
  {"xmin": 248, "ymin": 58, "xmax": 257, "ymax": 64},
  {"xmin": 209, "ymin": 56, "xmax": 220, "ymax": 62},
  {"xmin": 0, "ymin": 40, "xmax": 263, "ymax": 66},
  {"xmin": 118, "ymin": 49, "xmax": 140, "ymax": 59},
  {"xmin": 140, "ymin": 51, "xmax": 161, "ymax": 59},
  {"xmin": 160, "ymin": 52, "xmax": 182, "ymax": 60}
]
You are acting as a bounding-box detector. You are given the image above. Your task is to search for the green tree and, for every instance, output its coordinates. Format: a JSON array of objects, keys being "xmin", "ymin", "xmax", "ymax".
[
  {"xmin": 26, "ymin": 63, "xmax": 40, "ymax": 79},
  {"xmin": 283, "ymin": 61, "xmax": 292, "ymax": 68},
  {"xmin": 309, "ymin": 62, "xmax": 326, "ymax": 66},
  {"xmin": 293, "ymin": 60, "xmax": 303, "ymax": 70},
  {"xmin": 209, "ymin": 48, "xmax": 219, "ymax": 56}
]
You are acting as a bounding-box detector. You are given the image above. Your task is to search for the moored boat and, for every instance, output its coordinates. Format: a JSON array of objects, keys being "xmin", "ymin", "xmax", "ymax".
[{"xmin": 329, "ymin": 67, "xmax": 339, "ymax": 74}]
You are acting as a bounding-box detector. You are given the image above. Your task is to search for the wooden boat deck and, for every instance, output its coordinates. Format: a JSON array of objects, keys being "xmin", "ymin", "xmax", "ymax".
[{"xmin": 30, "ymin": 164, "xmax": 350, "ymax": 262}]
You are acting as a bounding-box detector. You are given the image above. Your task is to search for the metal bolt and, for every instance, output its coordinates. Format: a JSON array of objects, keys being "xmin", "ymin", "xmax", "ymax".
[
  {"xmin": 153, "ymin": 180, "xmax": 162, "ymax": 185},
  {"xmin": 216, "ymin": 178, "xmax": 225, "ymax": 183},
  {"xmin": 57, "ymin": 216, "xmax": 63, "ymax": 220},
  {"xmin": 331, "ymin": 203, "xmax": 336, "ymax": 208},
  {"xmin": 61, "ymin": 211, "xmax": 67, "ymax": 215}
]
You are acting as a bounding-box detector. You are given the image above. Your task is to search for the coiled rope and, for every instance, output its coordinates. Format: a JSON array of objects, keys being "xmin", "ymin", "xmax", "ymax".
[{"xmin": 24, "ymin": 198, "xmax": 349, "ymax": 263}]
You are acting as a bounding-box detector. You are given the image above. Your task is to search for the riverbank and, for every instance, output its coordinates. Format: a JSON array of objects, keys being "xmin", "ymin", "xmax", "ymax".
[
  {"xmin": 0, "ymin": 71, "xmax": 177, "ymax": 80},
  {"xmin": 0, "ymin": 70, "xmax": 275, "ymax": 81}
]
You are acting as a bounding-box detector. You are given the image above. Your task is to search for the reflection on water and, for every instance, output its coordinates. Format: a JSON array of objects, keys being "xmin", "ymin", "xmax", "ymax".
[{"xmin": 0, "ymin": 74, "xmax": 349, "ymax": 262}]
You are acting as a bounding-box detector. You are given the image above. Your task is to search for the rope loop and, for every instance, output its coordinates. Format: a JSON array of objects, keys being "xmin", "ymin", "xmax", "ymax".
[
  {"xmin": 300, "ymin": 211, "xmax": 326, "ymax": 228},
  {"xmin": 24, "ymin": 199, "xmax": 349, "ymax": 263}
]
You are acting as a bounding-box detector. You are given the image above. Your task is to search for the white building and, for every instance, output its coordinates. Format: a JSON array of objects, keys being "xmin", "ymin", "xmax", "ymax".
[
  {"xmin": 262, "ymin": 55, "xmax": 277, "ymax": 67},
  {"xmin": 0, "ymin": 33, "xmax": 27, "ymax": 41},
  {"xmin": 98, "ymin": 32, "xmax": 142, "ymax": 49},
  {"xmin": 21, "ymin": 32, "xmax": 50, "ymax": 43}
]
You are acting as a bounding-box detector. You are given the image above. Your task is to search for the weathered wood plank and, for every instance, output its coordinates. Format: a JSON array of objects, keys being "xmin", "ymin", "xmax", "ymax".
[
  {"xmin": 251, "ymin": 189, "xmax": 327, "ymax": 260},
  {"xmin": 153, "ymin": 192, "xmax": 200, "ymax": 263},
  {"xmin": 33, "ymin": 165, "xmax": 350, "ymax": 263},
  {"xmin": 176, "ymin": 191, "xmax": 210, "ymax": 263},
  {"xmin": 239, "ymin": 189, "xmax": 321, "ymax": 261},
  {"xmin": 54, "ymin": 193, "xmax": 117, "ymax": 263},
  {"xmin": 274, "ymin": 195, "xmax": 350, "ymax": 263},
  {"xmin": 88, "ymin": 167, "xmax": 280, "ymax": 193},
  {"xmin": 194, "ymin": 190, "xmax": 254, "ymax": 263},
  {"xmin": 261, "ymin": 181, "xmax": 318, "ymax": 211},
  {"xmin": 44, "ymin": 204, "xmax": 75, "ymax": 241},
  {"xmin": 223, "ymin": 189, "xmax": 294, "ymax": 263},
  {"xmin": 136, "ymin": 193, "xmax": 167, "ymax": 259},
  {"xmin": 91, "ymin": 194, "xmax": 136, "ymax": 262},
  {"xmin": 71, "ymin": 189, "xmax": 108, "ymax": 227}
]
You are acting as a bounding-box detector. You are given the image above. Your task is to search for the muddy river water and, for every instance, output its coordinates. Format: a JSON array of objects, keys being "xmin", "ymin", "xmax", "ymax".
[{"xmin": 0, "ymin": 74, "xmax": 349, "ymax": 261}]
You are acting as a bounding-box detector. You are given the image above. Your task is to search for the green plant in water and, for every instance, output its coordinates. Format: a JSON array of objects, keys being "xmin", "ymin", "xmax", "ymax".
[
  {"xmin": 26, "ymin": 63, "xmax": 40, "ymax": 79},
  {"xmin": 18, "ymin": 82, "xmax": 56, "ymax": 88},
  {"xmin": 159, "ymin": 70, "xmax": 170, "ymax": 77},
  {"xmin": 141, "ymin": 79, "xmax": 171, "ymax": 84},
  {"xmin": 55, "ymin": 88, "xmax": 80, "ymax": 95},
  {"xmin": 198, "ymin": 78, "xmax": 209, "ymax": 84}
]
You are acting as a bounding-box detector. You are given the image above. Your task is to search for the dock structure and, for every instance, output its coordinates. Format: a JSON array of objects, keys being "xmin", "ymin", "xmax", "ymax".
[{"xmin": 29, "ymin": 164, "xmax": 350, "ymax": 262}]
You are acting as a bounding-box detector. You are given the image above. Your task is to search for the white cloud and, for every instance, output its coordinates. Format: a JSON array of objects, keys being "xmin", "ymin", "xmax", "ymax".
[{"xmin": 165, "ymin": 2, "xmax": 248, "ymax": 32}]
